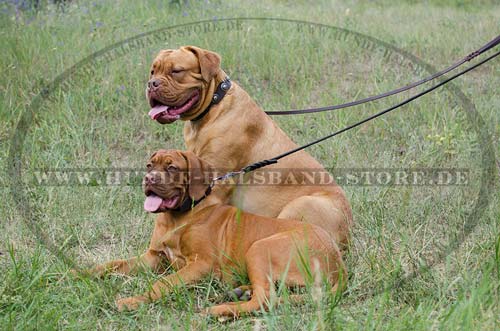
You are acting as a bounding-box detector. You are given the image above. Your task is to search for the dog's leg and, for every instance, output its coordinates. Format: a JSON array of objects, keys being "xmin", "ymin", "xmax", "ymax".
[
  {"xmin": 79, "ymin": 215, "xmax": 178, "ymax": 277},
  {"xmin": 207, "ymin": 237, "xmax": 284, "ymax": 317},
  {"xmin": 81, "ymin": 249, "xmax": 163, "ymax": 277},
  {"xmin": 115, "ymin": 260, "xmax": 210, "ymax": 311},
  {"xmin": 277, "ymin": 193, "xmax": 352, "ymax": 250},
  {"xmin": 207, "ymin": 230, "xmax": 346, "ymax": 317}
]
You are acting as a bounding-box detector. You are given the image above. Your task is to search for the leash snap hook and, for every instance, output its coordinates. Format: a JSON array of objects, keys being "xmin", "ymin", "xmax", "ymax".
[{"xmin": 211, "ymin": 170, "xmax": 244, "ymax": 187}]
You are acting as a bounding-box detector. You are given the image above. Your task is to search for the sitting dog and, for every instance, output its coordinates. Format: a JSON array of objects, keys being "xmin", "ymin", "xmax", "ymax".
[
  {"xmin": 146, "ymin": 46, "xmax": 353, "ymax": 250},
  {"xmin": 90, "ymin": 149, "xmax": 346, "ymax": 316}
]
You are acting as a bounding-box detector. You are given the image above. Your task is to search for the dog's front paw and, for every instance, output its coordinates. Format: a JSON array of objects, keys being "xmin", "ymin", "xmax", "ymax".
[
  {"xmin": 115, "ymin": 296, "xmax": 148, "ymax": 311},
  {"xmin": 206, "ymin": 304, "xmax": 238, "ymax": 318}
]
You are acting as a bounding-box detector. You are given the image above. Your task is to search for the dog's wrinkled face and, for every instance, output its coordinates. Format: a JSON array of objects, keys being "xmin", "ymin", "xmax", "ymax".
[
  {"xmin": 143, "ymin": 150, "xmax": 187, "ymax": 213},
  {"xmin": 146, "ymin": 46, "xmax": 221, "ymax": 124},
  {"xmin": 143, "ymin": 150, "xmax": 211, "ymax": 213}
]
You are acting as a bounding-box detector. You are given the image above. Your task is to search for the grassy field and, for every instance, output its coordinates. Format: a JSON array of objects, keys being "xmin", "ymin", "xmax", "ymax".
[{"xmin": 1, "ymin": 0, "xmax": 499, "ymax": 330}]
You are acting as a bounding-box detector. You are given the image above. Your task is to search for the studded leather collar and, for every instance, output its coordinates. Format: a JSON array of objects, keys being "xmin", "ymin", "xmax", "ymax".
[{"xmin": 191, "ymin": 77, "xmax": 231, "ymax": 122}]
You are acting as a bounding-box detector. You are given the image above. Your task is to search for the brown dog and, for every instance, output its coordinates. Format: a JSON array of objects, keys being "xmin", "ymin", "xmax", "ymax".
[
  {"xmin": 92, "ymin": 150, "xmax": 346, "ymax": 316},
  {"xmin": 146, "ymin": 46, "xmax": 353, "ymax": 249}
]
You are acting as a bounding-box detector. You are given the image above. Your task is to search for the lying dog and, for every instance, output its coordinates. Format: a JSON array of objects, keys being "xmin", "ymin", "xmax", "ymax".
[
  {"xmin": 91, "ymin": 150, "xmax": 346, "ymax": 316},
  {"xmin": 146, "ymin": 46, "xmax": 353, "ymax": 249}
]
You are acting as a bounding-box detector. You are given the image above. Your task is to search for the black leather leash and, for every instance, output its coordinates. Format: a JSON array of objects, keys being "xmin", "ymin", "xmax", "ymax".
[
  {"xmin": 175, "ymin": 46, "xmax": 499, "ymax": 210},
  {"xmin": 265, "ymin": 34, "xmax": 500, "ymax": 116},
  {"xmin": 212, "ymin": 47, "xmax": 500, "ymax": 182}
]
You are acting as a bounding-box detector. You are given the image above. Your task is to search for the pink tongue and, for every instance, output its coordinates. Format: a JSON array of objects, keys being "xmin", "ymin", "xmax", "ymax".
[
  {"xmin": 144, "ymin": 194, "xmax": 163, "ymax": 212},
  {"xmin": 148, "ymin": 105, "xmax": 169, "ymax": 120},
  {"xmin": 164, "ymin": 196, "xmax": 179, "ymax": 209}
]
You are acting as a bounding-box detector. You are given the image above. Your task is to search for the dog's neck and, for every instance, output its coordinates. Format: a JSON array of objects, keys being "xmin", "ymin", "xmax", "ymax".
[
  {"xmin": 154, "ymin": 186, "xmax": 224, "ymax": 244},
  {"xmin": 182, "ymin": 185, "xmax": 225, "ymax": 214},
  {"xmin": 167, "ymin": 179, "xmax": 226, "ymax": 218},
  {"xmin": 190, "ymin": 75, "xmax": 231, "ymax": 122},
  {"xmin": 185, "ymin": 70, "xmax": 231, "ymax": 125}
]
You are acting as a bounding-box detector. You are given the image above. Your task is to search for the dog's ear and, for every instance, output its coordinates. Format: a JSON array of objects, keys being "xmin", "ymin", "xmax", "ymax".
[
  {"xmin": 181, "ymin": 151, "xmax": 212, "ymax": 201},
  {"xmin": 183, "ymin": 46, "xmax": 221, "ymax": 82},
  {"xmin": 149, "ymin": 149, "xmax": 169, "ymax": 161},
  {"xmin": 148, "ymin": 151, "xmax": 160, "ymax": 165}
]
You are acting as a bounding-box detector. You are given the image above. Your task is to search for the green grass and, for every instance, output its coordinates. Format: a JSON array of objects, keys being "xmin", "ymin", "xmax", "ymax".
[{"xmin": 1, "ymin": 0, "xmax": 499, "ymax": 330}]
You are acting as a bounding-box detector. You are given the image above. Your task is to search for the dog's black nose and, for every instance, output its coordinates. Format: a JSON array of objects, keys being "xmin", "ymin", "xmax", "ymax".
[
  {"xmin": 144, "ymin": 173, "xmax": 156, "ymax": 184},
  {"xmin": 148, "ymin": 78, "xmax": 161, "ymax": 89}
]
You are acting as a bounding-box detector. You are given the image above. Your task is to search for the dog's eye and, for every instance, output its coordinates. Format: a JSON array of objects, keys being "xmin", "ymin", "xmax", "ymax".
[
  {"xmin": 146, "ymin": 163, "xmax": 152, "ymax": 169},
  {"xmin": 171, "ymin": 68, "xmax": 184, "ymax": 74},
  {"xmin": 150, "ymin": 70, "xmax": 154, "ymax": 76},
  {"xmin": 167, "ymin": 165, "xmax": 178, "ymax": 172}
]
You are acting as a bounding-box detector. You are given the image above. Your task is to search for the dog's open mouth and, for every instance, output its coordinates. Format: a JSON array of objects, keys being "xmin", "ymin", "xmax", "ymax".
[
  {"xmin": 144, "ymin": 192, "xmax": 180, "ymax": 212},
  {"xmin": 148, "ymin": 90, "xmax": 200, "ymax": 123}
]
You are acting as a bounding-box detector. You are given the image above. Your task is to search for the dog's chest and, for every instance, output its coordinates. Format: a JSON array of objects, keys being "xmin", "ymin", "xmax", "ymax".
[
  {"xmin": 184, "ymin": 122, "xmax": 234, "ymax": 163},
  {"xmin": 158, "ymin": 235, "xmax": 186, "ymax": 269}
]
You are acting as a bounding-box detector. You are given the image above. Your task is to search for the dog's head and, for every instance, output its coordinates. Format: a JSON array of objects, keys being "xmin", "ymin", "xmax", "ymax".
[
  {"xmin": 143, "ymin": 149, "xmax": 212, "ymax": 213},
  {"xmin": 146, "ymin": 46, "xmax": 222, "ymax": 124}
]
